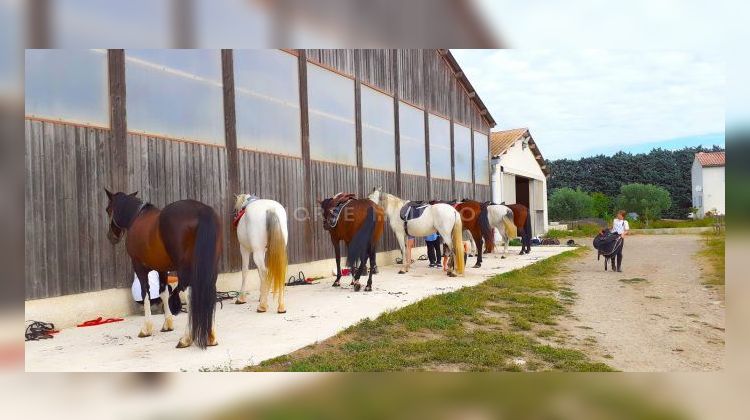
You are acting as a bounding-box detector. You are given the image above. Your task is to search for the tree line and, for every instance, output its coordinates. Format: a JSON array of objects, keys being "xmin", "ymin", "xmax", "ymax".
[{"xmin": 546, "ymin": 146, "xmax": 724, "ymax": 219}]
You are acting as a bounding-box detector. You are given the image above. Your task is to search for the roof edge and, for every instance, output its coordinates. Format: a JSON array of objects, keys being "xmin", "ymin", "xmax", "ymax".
[{"xmin": 442, "ymin": 49, "xmax": 496, "ymax": 128}]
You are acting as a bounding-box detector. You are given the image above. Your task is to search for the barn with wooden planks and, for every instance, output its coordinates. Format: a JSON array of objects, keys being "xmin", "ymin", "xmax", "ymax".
[{"xmin": 25, "ymin": 49, "xmax": 496, "ymax": 302}]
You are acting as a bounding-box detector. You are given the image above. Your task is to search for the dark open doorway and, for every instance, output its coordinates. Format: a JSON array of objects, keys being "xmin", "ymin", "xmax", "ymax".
[{"xmin": 515, "ymin": 176, "xmax": 530, "ymax": 208}]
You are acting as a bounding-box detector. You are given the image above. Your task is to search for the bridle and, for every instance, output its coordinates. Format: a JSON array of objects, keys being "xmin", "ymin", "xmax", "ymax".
[{"xmin": 110, "ymin": 202, "xmax": 148, "ymax": 231}]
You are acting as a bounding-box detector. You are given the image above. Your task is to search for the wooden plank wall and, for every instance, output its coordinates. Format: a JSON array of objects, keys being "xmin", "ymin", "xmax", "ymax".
[
  {"xmin": 431, "ymin": 178, "xmax": 454, "ymax": 201},
  {"xmin": 455, "ymin": 181, "xmax": 474, "ymax": 201},
  {"xmin": 309, "ymin": 161, "xmax": 359, "ymax": 261},
  {"xmin": 25, "ymin": 120, "xmax": 127, "ymax": 299}
]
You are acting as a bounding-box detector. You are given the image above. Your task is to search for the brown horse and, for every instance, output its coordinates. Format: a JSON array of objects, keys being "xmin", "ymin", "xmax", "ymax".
[
  {"xmin": 105, "ymin": 190, "xmax": 222, "ymax": 349},
  {"xmin": 507, "ymin": 203, "xmax": 532, "ymax": 254},
  {"xmin": 452, "ymin": 200, "xmax": 494, "ymax": 268},
  {"xmin": 320, "ymin": 193, "xmax": 384, "ymax": 292}
]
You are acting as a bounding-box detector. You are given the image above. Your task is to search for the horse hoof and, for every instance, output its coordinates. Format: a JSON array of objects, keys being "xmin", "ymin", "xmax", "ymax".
[
  {"xmin": 501, "ymin": 255, "xmax": 506, "ymax": 259},
  {"xmin": 235, "ymin": 299, "xmax": 246, "ymax": 305},
  {"xmin": 256, "ymin": 308, "xmax": 267, "ymax": 313},
  {"xmin": 175, "ymin": 340, "xmax": 191, "ymax": 349},
  {"xmin": 398, "ymin": 270, "xmax": 406, "ymax": 274},
  {"xmin": 370, "ymin": 267, "xmax": 379, "ymax": 274},
  {"xmin": 353, "ymin": 283, "xmax": 361, "ymax": 292},
  {"xmin": 138, "ymin": 331, "xmax": 151, "ymax": 338},
  {"xmin": 207, "ymin": 341, "xmax": 219, "ymax": 347},
  {"xmin": 160, "ymin": 327, "xmax": 173, "ymax": 333},
  {"xmin": 277, "ymin": 310, "xmax": 286, "ymax": 314},
  {"xmin": 447, "ymin": 272, "xmax": 457, "ymax": 278},
  {"xmin": 332, "ymin": 282, "xmax": 340, "ymax": 287},
  {"xmin": 364, "ymin": 286, "xmax": 372, "ymax": 292},
  {"xmin": 472, "ymin": 263, "xmax": 481, "ymax": 268}
]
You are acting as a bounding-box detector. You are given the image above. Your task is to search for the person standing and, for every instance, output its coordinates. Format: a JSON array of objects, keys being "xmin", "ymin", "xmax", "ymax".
[
  {"xmin": 425, "ymin": 232, "xmax": 442, "ymax": 268},
  {"xmin": 611, "ymin": 210, "xmax": 630, "ymax": 272}
]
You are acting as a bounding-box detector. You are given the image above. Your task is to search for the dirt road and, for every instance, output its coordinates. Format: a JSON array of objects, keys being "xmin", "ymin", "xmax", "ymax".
[{"xmin": 563, "ymin": 234, "xmax": 724, "ymax": 371}]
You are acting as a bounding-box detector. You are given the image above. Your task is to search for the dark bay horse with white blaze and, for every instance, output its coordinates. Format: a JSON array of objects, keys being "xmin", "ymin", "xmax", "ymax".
[
  {"xmin": 320, "ymin": 193, "xmax": 384, "ymax": 292},
  {"xmin": 105, "ymin": 190, "xmax": 221, "ymax": 349}
]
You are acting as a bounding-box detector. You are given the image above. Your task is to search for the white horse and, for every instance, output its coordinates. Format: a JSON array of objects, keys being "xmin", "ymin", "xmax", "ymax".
[
  {"xmin": 368, "ymin": 187, "xmax": 464, "ymax": 277},
  {"xmin": 485, "ymin": 204, "xmax": 517, "ymax": 257},
  {"xmin": 233, "ymin": 194, "xmax": 289, "ymax": 313}
]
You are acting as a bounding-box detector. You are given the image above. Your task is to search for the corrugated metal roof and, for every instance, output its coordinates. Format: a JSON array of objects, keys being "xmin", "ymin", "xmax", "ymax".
[{"xmin": 696, "ymin": 151, "xmax": 725, "ymax": 167}]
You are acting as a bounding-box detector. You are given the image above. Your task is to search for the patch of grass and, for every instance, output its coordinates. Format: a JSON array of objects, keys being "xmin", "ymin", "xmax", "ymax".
[
  {"xmin": 698, "ymin": 232, "xmax": 725, "ymax": 286},
  {"xmin": 628, "ymin": 218, "xmax": 715, "ymax": 229},
  {"xmin": 247, "ymin": 248, "xmax": 613, "ymax": 372},
  {"xmin": 545, "ymin": 223, "xmax": 601, "ymax": 239},
  {"xmin": 619, "ymin": 277, "xmax": 647, "ymax": 284}
]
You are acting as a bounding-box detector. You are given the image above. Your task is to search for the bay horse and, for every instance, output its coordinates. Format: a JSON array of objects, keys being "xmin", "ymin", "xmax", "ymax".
[
  {"xmin": 370, "ymin": 187, "xmax": 464, "ymax": 277},
  {"xmin": 452, "ymin": 200, "xmax": 494, "ymax": 268},
  {"xmin": 507, "ymin": 203, "xmax": 532, "ymax": 254},
  {"xmin": 484, "ymin": 203, "xmax": 517, "ymax": 257},
  {"xmin": 105, "ymin": 189, "xmax": 221, "ymax": 349},
  {"xmin": 319, "ymin": 192, "xmax": 384, "ymax": 292},
  {"xmin": 233, "ymin": 194, "xmax": 288, "ymax": 313}
]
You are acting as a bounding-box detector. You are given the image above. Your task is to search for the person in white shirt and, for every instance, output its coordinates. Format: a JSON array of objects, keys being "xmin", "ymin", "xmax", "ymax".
[{"xmin": 610, "ymin": 210, "xmax": 629, "ymax": 272}]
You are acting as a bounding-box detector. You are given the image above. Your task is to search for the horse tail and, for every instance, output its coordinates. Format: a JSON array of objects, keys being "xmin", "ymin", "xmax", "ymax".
[
  {"xmin": 190, "ymin": 207, "xmax": 219, "ymax": 349},
  {"xmin": 347, "ymin": 206, "xmax": 376, "ymax": 272},
  {"xmin": 266, "ymin": 208, "xmax": 288, "ymax": 296},
  {"xmin": 479, "ymin": 204, "xmax": 494, "ymax": 253},
  {"xmin": 452, "ymin": 214, "xmax": 465, "ymax": 275},
  {"xmin": 504, "ymin": 208, "xmax": 518, "ymax": 239}
]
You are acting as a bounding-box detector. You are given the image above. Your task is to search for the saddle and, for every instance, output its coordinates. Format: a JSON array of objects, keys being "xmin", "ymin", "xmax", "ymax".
[
  {"xmin": 328, "ymin": 192, "xmax": 356, "ymax": 229},
  {"xmin": 400, "ymin": 201, "xmax": 430, "ymax": 236},
  {"xmin": 593, "ymin": 230, "xmax": 623, "ymax": 257},
  {"xmin": 232, "ymin": 194, "xmax": 260, "ymax": 228}
]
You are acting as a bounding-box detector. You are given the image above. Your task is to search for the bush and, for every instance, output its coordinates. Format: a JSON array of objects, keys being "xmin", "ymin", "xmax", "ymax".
[
  {"xmin": 615, "ymin": 183, "xmax": 671, "ymax": 225},
  {"xmin": 590, "ymin": 192, "xmax": 613, "ymax": 220},
  {"xmin": 549, "ymin": 187, "xmax": 594, "ymax": 221}
]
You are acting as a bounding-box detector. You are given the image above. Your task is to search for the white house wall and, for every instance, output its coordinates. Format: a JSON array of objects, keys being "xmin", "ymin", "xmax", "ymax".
[{"xmin": 701, "ymin": 166, "xmax": 725, "ymax": 215}]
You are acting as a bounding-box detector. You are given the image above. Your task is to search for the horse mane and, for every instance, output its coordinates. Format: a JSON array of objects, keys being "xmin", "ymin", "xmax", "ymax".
[{"xmin": 113, "ymin": 194, "xmax": 147, "ymax": 229}]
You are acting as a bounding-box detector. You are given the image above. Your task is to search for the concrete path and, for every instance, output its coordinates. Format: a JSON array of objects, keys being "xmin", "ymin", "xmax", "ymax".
[{"xmin": 26, "ymin": 246, "xmax": 571, "ymax": 372}]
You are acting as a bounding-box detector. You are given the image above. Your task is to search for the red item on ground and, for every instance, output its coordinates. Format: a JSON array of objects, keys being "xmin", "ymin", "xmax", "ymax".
[
  {"xmin": 341, "ymin": 268, "xmax": 351, "ymax": 276},
  {"xmin": 76, "ymin": 317, "xmax": 124, "ymax": 327}
]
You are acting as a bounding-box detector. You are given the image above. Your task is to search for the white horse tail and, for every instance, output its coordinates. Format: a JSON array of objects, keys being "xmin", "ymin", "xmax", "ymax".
[
  {"xmin": 503, "ymin": 209, "xmax": 518, "ymax": 239},
  {"xmin": 266, "ymin": 209, "xmax": 287, "ymax": 296},
  {"xmin": 452, "ymin": 214, "xmax": 465, "ymax": 275}
]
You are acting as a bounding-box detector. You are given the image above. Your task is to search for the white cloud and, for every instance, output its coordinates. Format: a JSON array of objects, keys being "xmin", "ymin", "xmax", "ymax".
[{"xmin": 452, "ymin": 49, "xmax": 725, "ymax": 158}]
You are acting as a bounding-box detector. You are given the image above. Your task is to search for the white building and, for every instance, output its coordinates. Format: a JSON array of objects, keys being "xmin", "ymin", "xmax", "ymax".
[
  {"xmin": 691, "ymin": 151, "xmax": 725, "ymax": 217},
  {"xmin": 490, "ymin": 128, "xmax": 549, "ymax": 235}
]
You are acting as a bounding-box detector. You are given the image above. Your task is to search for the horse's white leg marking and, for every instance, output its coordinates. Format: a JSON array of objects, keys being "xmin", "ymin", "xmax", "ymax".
[
  {"xmin": 396, "ymin": 231, "xmax": 408, "ymax": 273},
  {"xmin": 277, "ymin": 274, "xmax": 286, "ymax": 313},
  {"xmin": 160, "ymin": 287, "xmax": 174, "ymax": 332},
  {"xmin": 138, "ymin": 295, "xmax": 153, "ymax": 338},
  {"xmin": 254, "ymin": 252, "xmax": 269, "ymax": 312},
  {"xmin": 236, "ymin": 245, "xmax": 250, "ymax": 304},
  {"xmin": 177, "ymin": 287, "xmax": 192, "ymax": 348}
]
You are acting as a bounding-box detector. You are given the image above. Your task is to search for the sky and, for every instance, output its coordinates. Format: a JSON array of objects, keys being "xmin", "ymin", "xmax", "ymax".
[{"xmin": 451, "ymin": 49, "xmax": 725, "ymax": 160}]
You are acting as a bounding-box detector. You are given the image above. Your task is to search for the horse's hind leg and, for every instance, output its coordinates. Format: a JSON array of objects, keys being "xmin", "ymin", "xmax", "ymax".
[
  {"xmin": 472, "ymin": 231, "xmax": 483, "ymax": 268},
  {"xmin": 364, "ymin": 248, "xmax": 375, "ymax": 292},
  {"xmin": 133, "ymin": 263, "xmax": 154, "ymax": 338},
  {"xmin": 158, "ymin": 271, "xmax": 174, "ymax": 332},
  {"xmin": 176, "ymin": 287, "xmax": 193, "ymax": 348},
  {"xmin": 254, "ymin": 252, "xmax": 270, "ymax": 313},
  {"xmin": 236, "ymin": 246, "xmax": 251, "ymax": 304},
  {"xmin": 352, "ymin": 252, "xmax": 368, "ymax": 292}
]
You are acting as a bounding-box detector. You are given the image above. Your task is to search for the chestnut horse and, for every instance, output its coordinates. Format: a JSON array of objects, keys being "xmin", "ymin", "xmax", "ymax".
[
  {"xmin": 453, "ymin": 200, "xmax": 495, "ymax": 268},
  {"xmin": 320, "ymin": 193, "xmax": 384, "ymax": 291},
  {"xmin": 105, "ymin": 190, "xmax": 221, "ymax": 349},
  {"xmin": 507, "ymin": 203, "xmax": 532, "ymax": 254}
]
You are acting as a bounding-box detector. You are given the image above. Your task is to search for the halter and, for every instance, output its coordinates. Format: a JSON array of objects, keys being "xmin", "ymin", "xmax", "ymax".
[{"xmin": 110, "ymin": 202, "xmax": 148, "ymax": 230}]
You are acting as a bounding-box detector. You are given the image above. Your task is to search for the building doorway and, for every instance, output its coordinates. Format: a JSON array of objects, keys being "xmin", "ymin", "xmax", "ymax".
[{"xmin": 515, "ymin": 176, "xmax": 530, "ymax": 208}]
